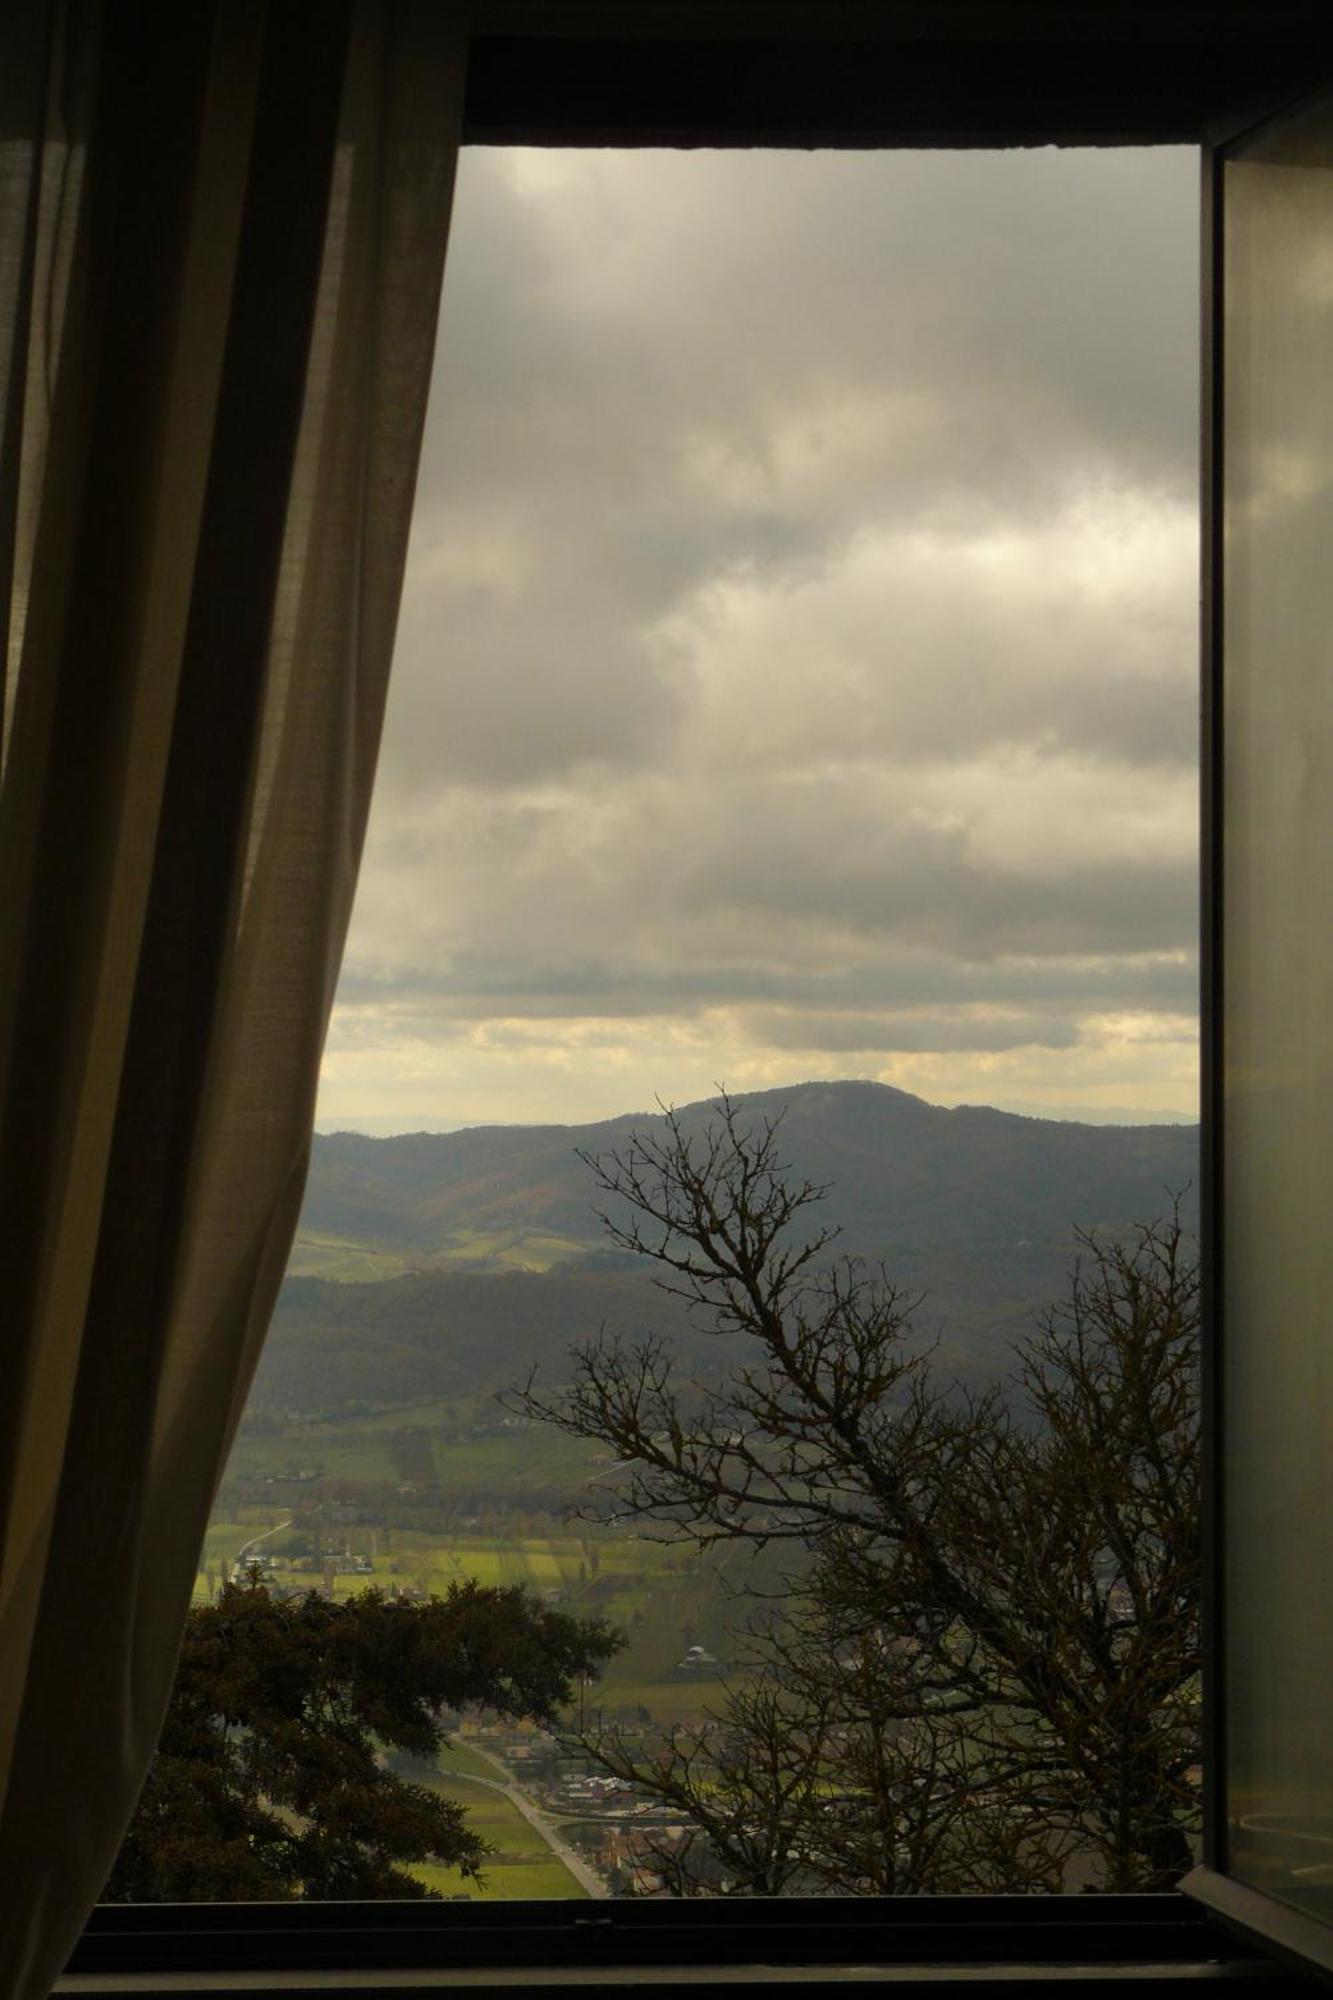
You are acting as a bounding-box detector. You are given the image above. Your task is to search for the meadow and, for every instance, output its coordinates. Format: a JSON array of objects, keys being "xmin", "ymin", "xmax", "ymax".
[
  {"xmin": 195, "ymin": 1510, "xmax": 752, "ymax": 1723},
  {"xmin": 406, "ymin": 1770, "xmax": 587, "ymax": 1901},
  {"xmin": 284, "ymin": 1231, "xmax": 416, "ymax": 1283},
  {"xmin": 221, "ymin": 1403, "xmax": 605, "ymax": 1494},
  {"xmin": 285, "ymin": 1225, "xmax": 593, "ymax": 1283}
]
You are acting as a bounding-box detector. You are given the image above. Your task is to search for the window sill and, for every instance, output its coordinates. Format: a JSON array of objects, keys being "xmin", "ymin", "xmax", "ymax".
[{"xmin": 63, "ymin": 1895, "xmax": 1318, "ymax": 1995}]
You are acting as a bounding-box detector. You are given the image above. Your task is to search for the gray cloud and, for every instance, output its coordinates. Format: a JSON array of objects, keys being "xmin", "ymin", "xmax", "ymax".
[
  {"xmin": 736, "ymin": 1009, "xmax": 1082, "ymax": 1055},
  {"xmin": 324, "ymin": 144, "xmax": 1200, "ymax": 1127},
  {"xmin": 334, "ymin": 945, "xmax": 1196, "ymax": 1020}
]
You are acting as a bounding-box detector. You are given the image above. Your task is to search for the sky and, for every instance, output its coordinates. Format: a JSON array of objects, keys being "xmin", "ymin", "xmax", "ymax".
[{"xmin": 316, "ymin": 144, "xmax": 1200, "ymax": 1135}]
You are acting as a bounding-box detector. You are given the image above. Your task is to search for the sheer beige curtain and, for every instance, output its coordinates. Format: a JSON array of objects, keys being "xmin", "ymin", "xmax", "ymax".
[{"xmin": 0, "ymin": 3, "xmax": 465, "ymax": 1992}]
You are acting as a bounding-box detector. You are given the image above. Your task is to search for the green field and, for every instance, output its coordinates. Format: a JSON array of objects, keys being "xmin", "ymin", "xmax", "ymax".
[
  {"xmin": 426, "ymin": 1226, "xmax": 593, "ymax": 1274},
  {"xmin": 407, "ymin": 1772, "xmax": 587, "ymax": 1901},
  {"xmin": 286, "ymin": 1232, "xmax": 416, "ymax": 1282},
  {"xmin": 186, "ymin": 1444, "xmax": 766, "ymax": 1903},
  {"xmin": 200, "ymin": 1402, "xmax": 772, "ymax": 1759},
  {"xmin": 285, "ymin": 1226, "xmax": 595, "ymax": 1284},
  {"xmin": 195, "ymin": 1514, "xmax": 740, "ymax": 1724},
  {"xmin": 222, "ymin": 1407, "xmax": 606, "ymax": 1493},
  {"xmin": 438, "ymin": 1740, "xmax": 506, "ymax": 1782}
]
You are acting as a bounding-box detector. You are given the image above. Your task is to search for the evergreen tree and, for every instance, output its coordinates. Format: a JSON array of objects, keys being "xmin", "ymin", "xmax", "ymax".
[{"xmin": 106, "ymin": 1578, "xmax": 619, "ymax": 1900}]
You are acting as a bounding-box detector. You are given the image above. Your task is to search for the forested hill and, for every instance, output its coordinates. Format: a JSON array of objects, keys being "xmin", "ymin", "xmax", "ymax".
[
  {"xmin": 250, "ymin": 1084, "xmax": 1198, "ymax": 1416},
  {"xmin": 302, "ymin": 1081, "xmax": 1196, "ymax": 1270}
]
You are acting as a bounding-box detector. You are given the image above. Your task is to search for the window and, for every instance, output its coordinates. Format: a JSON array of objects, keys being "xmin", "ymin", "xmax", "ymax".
[
  {"xmin": 65, "ymin": 9, "xmax": 1333, "ymax": 1991},
  {"xmin": 1189, "ymin": 83, "xmax": 1333, "ymax": 1965},
  {"xmin": 235, "ymin": 138, "xmax": 1201, "ymax": 1904}
]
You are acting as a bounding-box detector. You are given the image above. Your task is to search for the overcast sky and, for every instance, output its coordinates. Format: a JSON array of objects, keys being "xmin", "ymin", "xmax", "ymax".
[{"xmin": 317, "ymin": 144, "xmax": 1200, "ymax": 1134}]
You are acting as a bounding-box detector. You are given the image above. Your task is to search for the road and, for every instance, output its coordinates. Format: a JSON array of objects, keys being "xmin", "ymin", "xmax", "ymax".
[
  {"xmin": 234, "ymin": 1518, "xmax": 293, "ymax": 1569},
  {"xmin": 221, "ymin": 1541, "xmax": 605, "ymax": 1895},
  {"xmin": 450, "ymin": 1740, "xmax": 608, "ymax": 1898}
]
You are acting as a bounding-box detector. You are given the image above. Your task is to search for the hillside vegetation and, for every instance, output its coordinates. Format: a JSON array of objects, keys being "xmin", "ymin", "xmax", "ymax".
[
  {"xmin": 303, "ymin": 1080, "xmax": 1196, "ymax": 1266},
  {"xmin": 257, "ymin": 1083, "xmax": 1197, "ymax": 1416}
]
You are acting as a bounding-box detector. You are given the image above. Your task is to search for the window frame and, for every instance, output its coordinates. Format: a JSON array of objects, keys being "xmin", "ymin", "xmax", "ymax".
[
  {"xmin": 1175, "ymin": 83, "xmax": 1333, "ymax": 1990},
  {"xmin": 63, "ymin": 8, "xmax": 1333, "ymax": 1989},
  {"xmin": 64, "ymin": 1892, "xmax": 1280, "ymax": 1984}
]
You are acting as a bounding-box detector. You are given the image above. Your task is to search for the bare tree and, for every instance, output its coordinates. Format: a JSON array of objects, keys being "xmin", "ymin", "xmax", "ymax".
[{"xmin": 512, "ymin": 1097, "xmax": 1200, "ymax": 1893}]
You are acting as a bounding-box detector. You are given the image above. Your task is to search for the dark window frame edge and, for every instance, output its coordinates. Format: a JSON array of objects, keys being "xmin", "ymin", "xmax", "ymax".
[{"xmin": 59, "ymin": 12, "xmax": 1333, "ymax": 1993}]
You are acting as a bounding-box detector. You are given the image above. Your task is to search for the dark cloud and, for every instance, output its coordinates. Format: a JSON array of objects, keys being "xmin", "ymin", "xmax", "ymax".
[
  {"xmin": 334, "ymin": 947, "xmax": 1196, "ymax": 1020},
  {"xmin": 737, "ymin": 1009, "xmax": 1081, "ymax": 1056}
]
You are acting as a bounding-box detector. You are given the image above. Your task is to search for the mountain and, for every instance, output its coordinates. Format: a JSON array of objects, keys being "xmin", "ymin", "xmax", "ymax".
[
  {"xmin": 301, "ymin": 1081, "xmax": 1196, "ymax": 1267},
  {"xmin": 250, "ymin": 1084, "xmax": 1198, "ymax": 1415},
  {"xmin": 249, "ymin": 1264, "xmax": 699, "ymax": 1416}
]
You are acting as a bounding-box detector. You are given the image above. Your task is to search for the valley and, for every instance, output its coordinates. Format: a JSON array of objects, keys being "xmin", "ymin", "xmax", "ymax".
[{"xmin": 206, "ymin": 1080, "xmax": 1200, "ymax": 1898}]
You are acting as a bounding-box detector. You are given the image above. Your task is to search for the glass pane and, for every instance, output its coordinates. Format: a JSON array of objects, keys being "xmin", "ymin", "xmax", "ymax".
[
  {"xmin": 110, "ymin": 146, "xmax": 1204, "ymax": 1906},
  {"xmin": 1223, "ymin": 93, "xmax": 1333, "ymax": 1921}
]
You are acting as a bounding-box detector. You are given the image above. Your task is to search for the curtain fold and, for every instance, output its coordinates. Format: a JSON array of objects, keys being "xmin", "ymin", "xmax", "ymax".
[{"xmin": 0, "ymin": 4, "xmax": 466, "ymax": 1991}]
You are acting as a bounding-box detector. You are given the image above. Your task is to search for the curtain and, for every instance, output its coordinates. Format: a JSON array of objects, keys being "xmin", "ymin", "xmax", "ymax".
[{"xmin": 0, "ymin": 4, "xmax": 465, "ymax": 1992}]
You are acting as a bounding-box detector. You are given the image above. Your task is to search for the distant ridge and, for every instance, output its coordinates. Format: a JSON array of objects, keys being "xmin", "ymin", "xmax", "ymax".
[
  {"xmin": 299, "ymin": 1079, "xmax": 1198, "ymax": 1269},
  {"xmin": 244, "ymin": 1083, "xmax": 1202, "ymax": 1415}
]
